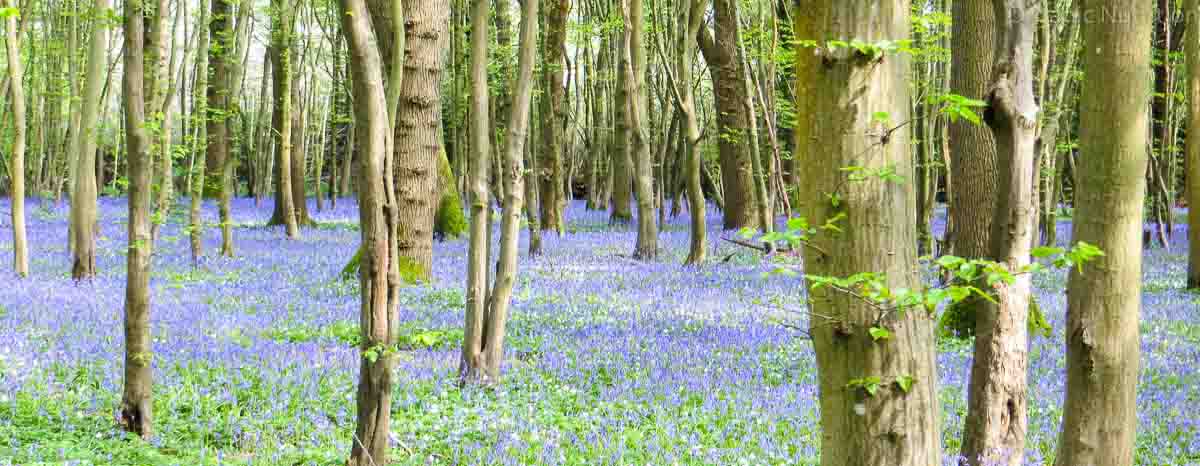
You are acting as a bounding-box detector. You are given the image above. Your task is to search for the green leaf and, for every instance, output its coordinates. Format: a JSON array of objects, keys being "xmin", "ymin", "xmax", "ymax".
[
  {"xmin": 868, "ymin": 326, "xmax": 892, "ymax": 342},
  {"xmin": 1031, "ymin": 246, "xmax": 1064, "ymax": 258},
  {"xmin": 895, "ymin": 375, "xmax": 915, "ymax": 393}
]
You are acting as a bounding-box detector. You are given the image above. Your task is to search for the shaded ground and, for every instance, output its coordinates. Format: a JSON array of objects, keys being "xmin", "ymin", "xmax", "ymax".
[{"xmin": 0, "ymin": 197, "xmax": 1196, "ymax": 465}]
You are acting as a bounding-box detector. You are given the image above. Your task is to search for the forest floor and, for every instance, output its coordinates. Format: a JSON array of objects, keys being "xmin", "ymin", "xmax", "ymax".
[{"xmin": 0, "ymin": 198, "xmax": 1197, "ymax": 465}]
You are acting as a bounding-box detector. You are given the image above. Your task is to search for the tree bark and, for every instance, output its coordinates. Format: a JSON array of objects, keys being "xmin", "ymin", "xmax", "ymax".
[
  {"xmin": 540, "ymin": 0, "xmax": 569, "ymax": 234},
  {"xmin": 949, "ymin": 0, "xmax": 999, "ymax": 260},
  {"xmin": 697, "ymin": 0, "xmax": 759, "ymax": 231},
  {"xmin": 669, "ymin": 0, "xmax": 705, "ymax": 264},
  {"xmin": 796, "ymin": 2, "xmax": 941, "ymax": 465},
  {"xmin": 367, "ymin": 0, "xmax": 447, "ymax": 280},
  {"xmin": 622, "ymin": 0, "xmax": 657, "ymax": 259},
  {"xmin": 71, "ymin": 0, "xmax": 110, "ymax": 280},
  {"xmin": 960, "ymin": 2, "xmax": 1040, "ymax": 465},
  {"xmin": 208, "ymin": 0, "xmax": 236, "ymax": 256},
  {"xmin": 1189, "ymin": 0, "xmax": 1200, "ymax": 289},
  {"xmin": 120, "ymin": 0, "xmax": 155, "ymax": 439},
  {"xmin": 4, "ymin": 0, "xmax": 26, "ymax": 278},
  {"xmin": 610, "ymin": 32, "xmax": 633, "ymax": 225},
  {"xmin": 269, "ymin": 0, "xmax": 299, "ymax": 238},
  {"xmin": 1054, "ymin": 1, "xmax": 1152, "ymax": 464}
]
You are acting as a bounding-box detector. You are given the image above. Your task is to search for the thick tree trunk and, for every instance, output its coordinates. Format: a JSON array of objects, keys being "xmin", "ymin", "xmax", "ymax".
[
  {"xmin": 697, "ymin": 0, "xmax": 758, "ymax": 231},
  {"xmin": 796, "ymin": 2, "xmax": 941, "ymax": 465},
  {"xmin": 4, "ymin": 0, "xmax": 26, "ymax": 277},
  {"xmin": 121, "ymin": 0, "xmax": 155, "ymax": 439},
  {"xmin": 1190, "ymin": 0, "xmax": 1200, "ymax": 289},
  {"xmin": 960, "ymin": 2, "xmax": 1039, "ymax": 465},
  {"xmin": 539, "ymin": 0, "xmax": 569, "ymax": 234},
  {"xmin": 70, "ymin": 0, "xmax": 110, "ymax": 280},
  {"xmin": 949, "ymin": 0, "xmax": 999, "ymax": 259},
  {"xmin": 380, "ymin": 0, "xmax": 448, "ymax": 280},
  {"xmin": 1054, "ymin": 1, "xmax": 1152, "ymax": 465}
]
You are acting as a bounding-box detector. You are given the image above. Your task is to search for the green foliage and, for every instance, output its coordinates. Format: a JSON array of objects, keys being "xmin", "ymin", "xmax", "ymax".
[{"xmin": 930, "ymin": 93, "xmax": 989, "ymax": 125}]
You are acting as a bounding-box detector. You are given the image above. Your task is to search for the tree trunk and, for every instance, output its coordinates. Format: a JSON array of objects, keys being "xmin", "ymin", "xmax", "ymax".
[
  {"xmin": 1189, "ymin": 0, "xmax": 1200, "ymax": 289},
  {"xmin": 796, "ymin": 2, "xmax": 941, "ymax": 465},
  {"xmin": 622, "ymin": 0, "xmax": 657, "ymax": 259},
  {"xmin": 371, "ymin": 0, "xmax": 448, "ymax": 280},
  {"xmin": 539, "ymin": 0, "xmax": 568, "ymax": 234},
  {"xmin": 70, "ymin": 0, "xmax": 110, "ymax": 280},
  {"xmin": 697, "ymin": 0, "xmax": 759, "ymax": 231},
  {"xmin": 1054, "ymin": 1, "xmax": 1152, "ymax": 464},
  {"xmin": 610, "ymin": 34, "xmax": 633, "ymax": 225},
  {"xmin": 189, "ymin": 0, "xmax": 210, "ymax": 264},
  {"xmin": 338, "ymin": 0, "xmax": 400, "ymax": 463},
  {"xmin": 208, "ymin": 0, "xmax": 236, "ymax": 256},
  {"xmin": 960, "ymin": 2, "xmax": 1039, "ymax": 465},
  {"xmin": 269, "ymin": 0, "xmax": 299, "ymax": 238},
  {"xmin": 949, "ymin": 0, "xmax": 999, "ymax": 259},
  {"xmin": 120, "ymin": 0, "xmax": 155, "ymax": 439},
  {"xmin": 4, "ymin": 0, "xmax": 26, "ymax": 277},
  {"xmin": 671, "ymin": 0, "xmax": 705, "ymax": 264}
]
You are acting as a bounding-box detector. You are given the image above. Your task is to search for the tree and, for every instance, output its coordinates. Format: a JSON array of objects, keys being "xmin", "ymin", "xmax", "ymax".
[
  {"xmin": 697, "ymin": 0, "xmax": 759, "ymax": 230},
  {"xmin": 1054, "ymin": 1, "xmax": 1152, "ymax": 465},
  {"xmin": 960, "ymin": 1, "xmax": 1039, "ymax": 464},
  {"xmin": 948, "ymin": 0, "xmax": 998, "ymax": 260},
  {"xmin": 663, "ymin": 0, "xmax": 705, "ymax": 264},
  {"xmin": 120, "ymin": 0, "xmax": 155, "ymax": 438},
  {"xmin": 4, "ymin": 0, "xmax": 27, "ymax": 278},
  {"xmin": 794, "ymin": 1, "xmax": 941, "ymax": 465},
  {"xmin": 461, "ymin": 0, "xmax": 537, "ymax": 383},
  {"xmin": 269, "ymin": 0, "xmax": 299, "ymax": 239},
  {"xmin": 208, "ymin": 0, "xmax": 235, "ymax": 256},
  {"xmin": 1188, "ymin": 0, "xmax": 1200, "ymax": 289},
  {"xmin": 69, "ymin": 0, "xmax": 110, "ymax": 280},
  {"xmin": 610, "ymin": 26, "xmax": 634, "ymax": 225},
  {"xmin": 337, "ymin": 0, "xmax": 400, "ymax": 462},
  {"xmin": 622, "ymin": 0, "xmax": 657, "ymax": 259},
  {"xmin": 540, "ymin": 0, "xmax": 568, "ymax": 234}
]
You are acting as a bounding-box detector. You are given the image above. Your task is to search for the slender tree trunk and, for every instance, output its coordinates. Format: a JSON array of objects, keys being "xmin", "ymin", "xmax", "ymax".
[
  {"xmin": 462, "ymin": 0, "xmax": 492, "ymax": 382},
  {"xmin": 338, "ymin": 0, "xmax": 399, "ymax": 463},
  {"xmin": 1054, "ymin": 1, "xmax": 1152, "ymax": 464},
  {"xmin": 270, "ymin": 0, "xmax": 299, "ymax": 238},
  {"xmin": 120, "ymin": 0, "xmax": 154, "ymax": 439},
  {"xmin": 610, "ymin": 34, "xmax": 633, "ymax": 225},
  {"xmin": 670, "ymin": 0, "xmax": 705, "ymax": 264},
  {"xmin": 960, "ymin": 2, "xmax": 1039, "ymax": 465},
  {"xmin": 797, "ymin": 2, "xmax": 941, "ymax": 465},
  {"xmin": 622, "ymin": 0, "xmax": 656, "ymax": 259},
  {"xmin": 209, "ymin": 0, "xmax": 236, "ymax": 256},
  {"xmin": 462, "ymin": 0, "xmax": 535, "ymax": 383},
  {"xmin": 1189, "ymin": 0, "xmax": 1200, "ymax": 289},
  {"xmin": 71, "ymin": 0, "xmax": 110, "ymax": 280},
  {"xmin": 539, "ymin": 0, "xmax": 568, "ymax": 234},
  {"xmin": 4, "ymin": 0, "xmax": 27, "ymax": 278}
]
